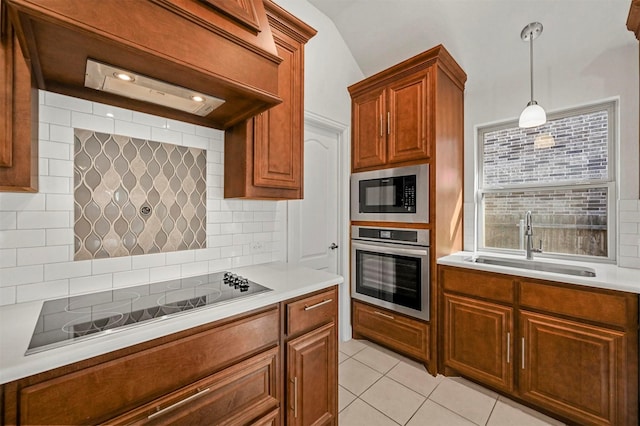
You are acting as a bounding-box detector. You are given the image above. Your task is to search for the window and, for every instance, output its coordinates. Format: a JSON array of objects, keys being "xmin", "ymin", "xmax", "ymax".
[{"xmin": 477, "ymin": 100, "xmax": 616, "ymax": 261}]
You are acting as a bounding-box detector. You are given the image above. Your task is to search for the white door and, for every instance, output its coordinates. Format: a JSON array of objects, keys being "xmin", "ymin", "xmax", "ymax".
[{"xmin": 287, "ymin": 117, "xmax": 340, "ymax": 273}]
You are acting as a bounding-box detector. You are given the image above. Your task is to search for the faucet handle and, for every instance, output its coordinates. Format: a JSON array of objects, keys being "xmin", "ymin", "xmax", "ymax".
[{"xmin": 533, "ymin": 239, "xmax": 543, "ymax": 253}]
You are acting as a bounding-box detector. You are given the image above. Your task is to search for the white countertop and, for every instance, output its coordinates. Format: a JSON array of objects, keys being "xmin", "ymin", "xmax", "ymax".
[
  {"xmin": 0, "ymin": 262, "xmax": 343, "ymax": 385},
  {"xmin": 438, "ymin": 251, "xmax": 640, "ymax": 294}
]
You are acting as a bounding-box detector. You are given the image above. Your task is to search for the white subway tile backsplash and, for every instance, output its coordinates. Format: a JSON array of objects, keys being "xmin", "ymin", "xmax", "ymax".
[
  {"xmin": 45, "ymin": 92, "xmax": 92, "ymax": 113},
  {"xmin": 232, "ymin": 211, "xmax": 253, "ymax": 222},
  {"xmin": 71, "ymin": 111, "xmax": 114, "ymax": 134},
  {"xmin": 93, "ymin": 103, "xmax": 133, "ymax": 121},
  {"xmin": 45, "ymin": 260, "xmax": 92, "ymax": 281},
  {"xmin": 220, "ymin": 223, "xmax": 243, "ymax": 235},
  {"xmin": 195, "ymin": 126, "xmax": 221, "ymax": 139},
  {"xmin": 166, "ymin": 250, "xmax": 196, "ymax": 265},
  {"xmin": 45, "ymin": 194, "xmax": 73, "ymax": 211},
  {"xmin": 92, "ymin": 257, "xmax": 132, "ymax": 275},
  {"xmin": 0, "ymin": 287, "xmax": 16, "ymax": 306},
  {"xmin": 39, "ymin": 140, "xmax": 71, "ymax": 160},
  {"xmin": 40, "ymin": 105, "xmax": 71, "ymax": 126},
  {"xmin": 132, "ymin": 111, "xmax": 167, "ymax": 128},
  {"xmin": 17, "ymin": 279, "xmax": 69, "ymax": 303},
  {"xmin": 49, "ymin": 125, "xmax": 75, "ymax": 144},
  {"xmin": 620, "ymin": 210, "xmax": 640, "ymax": 222},
  {"xmin": 37, "ymin": 176, "xmax": 72, "ymax": 195},
  {"xmin": 113, "ymin": 269, "xmax": 150, "ymax": 288},
  {"xmin": 166, "ymin": 119, "xmax": 196, "ymax": 135},
  {"xmin": 208, "ymin": 234, "xmax": 234, "ymax": 248},
  {"xmin": 0, "ymin": 91, "xmax": 285, "ymax": 305},
  {"xmin": 132, "ymin": 252, "xmax": 166, "ymax": 270},
  {"xmin": 0, "ymin": 230, "xmax": 46, "ymax": 248},
  {"xmin": 0, "ymin": 265, "xmax": 43, "ymax": 286},
  {"xmin": 619, "ymin": 234, "xmax": 640, "ymax": 246},
  {"xmin": 46, "ymin": 228, "xmax": 74, "ymax": 245},
  {"xmin": 69, "ymin": 273, "xmax": 113, "ymax": 295},
  {"xmin": 114, "ymin": 120, "xmax": 151, "ymax": 140},
  {"xmin": 0, "ymin": 192, "xmax": 45, "ymax": 211},
  {"xmin": 18, "ymin": 246, "xmax": 69, "ymax": 266},
  {"xmin": 149, "ymin": 265, "xmax": 181, "ymax": 282},
  {"xmin": 0, "ymin": 249, "xmax": 16, "ymax": 268},
  {"xmin": 208, "ymin": 258, "xmax": 231, "ymax": 272},
  {"xmin": 48, "ymin": 159, "xmax": 74, "ymax": 177},
  {"xmin": 151, "ymin": 127, "xmax": 182, "ymax": 145},
  {"xmin": 39, "ymin": 122, "xmax": 50, "ymax": 141},
  {"xmin": 0, "ymin": 212, "xmax": 16, "ymax": 230},
  {"xmin": 620, "ymin": 244, "xmax": 639, "ymax": 257},
  {"xmin": 180, "ymin": 261, "xmax": 209, "ymax": 277},
  {"xmin": 17, "ymin": 211, "xmax": 69, "ymax": 229},
  {"xmin": 619, "ymin": 222, "xmax": 639, "ymax": 234},
  {"xmin": 194, "ymin": 248, "xmax": 221, "ymax": 262}
]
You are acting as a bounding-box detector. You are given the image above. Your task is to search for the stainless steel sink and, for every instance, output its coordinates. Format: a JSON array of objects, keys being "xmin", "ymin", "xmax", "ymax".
[{"xmin": 465, "ymin": 255, "xmax": 596, "ymax": 277}]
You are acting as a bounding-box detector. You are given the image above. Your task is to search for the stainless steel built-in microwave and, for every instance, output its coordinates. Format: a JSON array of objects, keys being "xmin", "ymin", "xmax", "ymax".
[{"xmin": 350, "ymin": 164, "xmax": 429, "ymax": 223}]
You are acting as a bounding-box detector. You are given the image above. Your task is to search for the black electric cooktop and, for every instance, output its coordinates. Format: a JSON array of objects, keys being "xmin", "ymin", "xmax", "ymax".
[{"xmin": 26, "ymin": 272, "xmax": 271, "ymax": 355}]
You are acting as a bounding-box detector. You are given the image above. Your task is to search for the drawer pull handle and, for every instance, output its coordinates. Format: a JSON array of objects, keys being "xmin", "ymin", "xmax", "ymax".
[
  {"xmin": 506, "ymin": 332, "xmax": 510, "ymax": 364},
  {"xmin": 292, "ymin": 376, "xmax": 299, "ymax": 418},
  {"xmin": 148, "ymin": 387, "xmax": 210, "ymax": 419},
  {"xmin": 304, "ymin": 299, "xmax": 333, "ymax": 311},
  {"xmin": 521, "ymin": 337, "xmax": 526, "ymax": 370},
  {"xmin": 374, "ymin": 310, "xmax": 394, "ymax": 320}
]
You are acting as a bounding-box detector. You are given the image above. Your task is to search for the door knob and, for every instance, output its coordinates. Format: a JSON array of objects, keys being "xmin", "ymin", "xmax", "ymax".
[{"xmin": 329, "ymin": 243, "xmax": 339, "ymax": 250}]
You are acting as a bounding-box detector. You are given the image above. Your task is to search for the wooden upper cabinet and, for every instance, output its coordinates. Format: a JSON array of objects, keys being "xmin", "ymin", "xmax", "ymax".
[
  {"xmin": 224, "ymin": 0, "xmax": 316, "ymax": 199},
  {"xmin": 387, "ymin": 70, "xmax": 430, "ymax": 165},
  {"xmin": 351, "ymin": 88, "xmax": 387, "ymax": 170},
  {"xmin": 349, "ymin": 45, "xmax": 465, "ymax": 173},
  {"xmin": 0, "ymin": 9, "xmax": 38, "ymax": 192}
]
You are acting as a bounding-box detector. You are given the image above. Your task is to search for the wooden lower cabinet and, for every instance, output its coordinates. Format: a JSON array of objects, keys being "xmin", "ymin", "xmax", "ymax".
[
  {"xmin": 443, "ymin": 294, "xmax": 513, "ymax": 393},
  {"xmin": 2, "ymin": 286, "xmax": 340, "ymax": 426},
  {"xmin": 105, "ymin": 347, "xmax": 280, "ymax": 425},
  {"xmin": 352, "ymin": 300, "xmax": 429, "ymax": 363},
  {"xmin": 520, "ymin": 311, "xmax": 627, "ymax": 426},
  {"xmin": 439, "ymin": 265, "xmax": 639, "ymax": 426},
  {"xmin": 283, "ymin": 287, "xmax": 338, "ymax": 426}
]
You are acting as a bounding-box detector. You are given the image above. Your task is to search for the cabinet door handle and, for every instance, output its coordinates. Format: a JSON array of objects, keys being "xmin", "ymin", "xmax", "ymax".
[
  {"xmin": 506, "ymin": 332, "xmax": 510, "ymax": 364},
  {"xmin": 521, "ymin": 337, "xmax": 525, "ymax": 369},
  {"xmin": 387, "ymin": 111, "xmax": 391, "ymax": 135},
  {"xmin": 292, "ymin": 376, "xmax": 299, "ymax": 418},
  {"xmin": 148, "ymin": 387, "xmax": 210, "ymax": 419},
  {"xmin": 374, "ymin": 310, "xmax": 394, "ymax": 320},
  {"xmin": 304, "ymin": 299, "xmax": 333, "ymax": 311},
  {"xmin": 380, "ymin": 113, "xmax": 383, "ymax": 137}
]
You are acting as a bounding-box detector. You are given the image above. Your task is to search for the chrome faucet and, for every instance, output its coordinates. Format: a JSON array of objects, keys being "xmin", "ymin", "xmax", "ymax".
[{"xmin": 524, "ymin": 211, "xmax": 543, "ymax": 260}]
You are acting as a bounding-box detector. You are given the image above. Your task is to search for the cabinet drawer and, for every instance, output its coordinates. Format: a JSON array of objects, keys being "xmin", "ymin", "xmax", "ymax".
[
  {"xmin": 286, "ymin": 287, "xmax": 337, "ymax": 336},
  {"xmin": 18, "ymin": 306, "xmax": 279, "ymax": 425},
  {"xmin": 519, "ymin": 280, "xmax": 636, "ymax": 328},
  {"xmin": 440, "ymin": 266, "xmax": 514, "ymax": 303},
  {"xmin": 352, "ymin": 301, "xmax": 429, "ymax": 362},
  {"xmin": 105, "ymin": 347, "xmax": 280, "ymax": 425}
]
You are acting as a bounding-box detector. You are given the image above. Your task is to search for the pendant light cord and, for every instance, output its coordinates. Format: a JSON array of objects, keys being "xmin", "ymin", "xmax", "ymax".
[{"xmin": 529, "ymin": 31, "xmax": 534, "ymax": 104}]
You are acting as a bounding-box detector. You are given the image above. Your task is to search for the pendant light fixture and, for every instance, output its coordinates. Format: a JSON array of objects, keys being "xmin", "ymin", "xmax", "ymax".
[{"xmin": 518, "ymin": 22, "xmax": 546, "ymax": 128}]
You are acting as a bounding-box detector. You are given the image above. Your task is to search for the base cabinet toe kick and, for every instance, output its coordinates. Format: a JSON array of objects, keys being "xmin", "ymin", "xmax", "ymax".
[
  {"xmin": 439, "ymin": 265, "xmax": 639, "ymax": 426},
  {"xmin": 1, "ymin": 286, "xmax": 339, "ymax": 426}
]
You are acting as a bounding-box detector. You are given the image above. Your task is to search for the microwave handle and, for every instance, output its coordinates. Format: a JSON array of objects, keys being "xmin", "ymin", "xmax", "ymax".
[{"xmin": 352, "ymin": 241, "xmax": 428, "ymax": 257}]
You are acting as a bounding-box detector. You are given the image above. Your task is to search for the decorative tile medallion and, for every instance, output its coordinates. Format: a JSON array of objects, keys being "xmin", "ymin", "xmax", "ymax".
[{"xmin": 73, "ymin": 129, "xmax": 207, "ymax": 260}]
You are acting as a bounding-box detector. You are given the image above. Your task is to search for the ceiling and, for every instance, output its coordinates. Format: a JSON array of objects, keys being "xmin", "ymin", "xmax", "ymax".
[{"xmin": 307, "ymin": 0, "xmax": 636, "ymax": 87}]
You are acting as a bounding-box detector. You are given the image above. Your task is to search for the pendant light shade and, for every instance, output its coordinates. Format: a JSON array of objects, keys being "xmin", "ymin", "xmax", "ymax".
[{"xmin": 519, "ymin": 22, "xmax": 546, "ymax": 128}]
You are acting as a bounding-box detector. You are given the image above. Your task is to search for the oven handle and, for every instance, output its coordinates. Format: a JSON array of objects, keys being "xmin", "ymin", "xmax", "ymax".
[{"xmin": 352, "ymin": 241, "xmax": 429, "ymax": 257}]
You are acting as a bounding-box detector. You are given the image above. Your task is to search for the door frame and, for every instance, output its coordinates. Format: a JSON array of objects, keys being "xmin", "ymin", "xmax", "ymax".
[{"xmin": 296, "ymin": 111, "xmax": 350, "ymax": 341}]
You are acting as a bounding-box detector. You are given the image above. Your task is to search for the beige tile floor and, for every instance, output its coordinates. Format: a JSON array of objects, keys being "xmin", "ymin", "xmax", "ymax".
[{"xmin": 338, "ymin": 339, "xmax": 566, "ymax": 426}]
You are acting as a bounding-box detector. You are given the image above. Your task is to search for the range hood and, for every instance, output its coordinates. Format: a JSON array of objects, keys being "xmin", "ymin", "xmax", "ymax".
[{"xmin": 4, "ymin": 0, "xmax": 283, "ymax": 129}]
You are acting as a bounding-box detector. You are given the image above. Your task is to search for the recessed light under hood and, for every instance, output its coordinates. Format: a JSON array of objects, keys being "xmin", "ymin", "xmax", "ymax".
[{"xmin": 85, "ymin": 60, "xmax": 225, "ymax": 117}]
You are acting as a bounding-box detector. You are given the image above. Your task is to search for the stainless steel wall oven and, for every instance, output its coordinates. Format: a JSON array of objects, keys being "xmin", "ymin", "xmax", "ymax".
[{"xmin": 351, "ymin": 225, "xmax": 430, "ymax": 321}]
